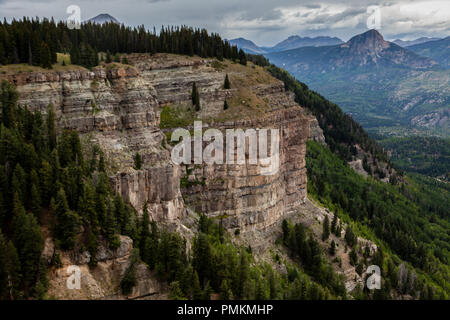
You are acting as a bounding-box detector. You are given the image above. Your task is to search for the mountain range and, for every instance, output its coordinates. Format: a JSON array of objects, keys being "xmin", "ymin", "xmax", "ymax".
[
  {"xmin": 392, "ymin": 37, "xmax": 441, "ymax": 47},
  {"xmin": 229, "ymin": 35, "xmax": 343, "ymax": 54},
  {"xmin": 407, "ymin": 37, "xmax": 450, "ymax": 69},
  {"xmin": 264, "ymin": 30, "xmax": 449, "ymax": 136}
]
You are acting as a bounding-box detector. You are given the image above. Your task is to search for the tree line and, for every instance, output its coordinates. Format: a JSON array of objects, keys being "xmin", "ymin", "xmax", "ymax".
[{"xmin": 0, "ymin": 18, "xmax": 247, "ymax": 69}]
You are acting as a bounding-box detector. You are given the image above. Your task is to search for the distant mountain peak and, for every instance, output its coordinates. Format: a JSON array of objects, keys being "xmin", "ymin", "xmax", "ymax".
[
  {"xmin": 268, "ymin": 35, "xmax": 343, "ymax": 52},
  {"xmin": 228, "ymin": 38, "xmax": 266, "ymax": 54},
  {"xmin": 342, "ymin": 29, "xmax": 390, "ymax": 54},
  {"xmin": 87, "ymin": 13, "xmax": 119, "ymax": 24},
  {"xmin": 347, "ymin": 29, "xmax": 386, "ymax": 44}
]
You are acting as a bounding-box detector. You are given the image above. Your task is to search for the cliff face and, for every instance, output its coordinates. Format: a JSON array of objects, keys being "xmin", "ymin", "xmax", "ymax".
[
  {"xmin": 2, "ymin": 54, "xmax": 315, "ymax": 233},
  {"xmin": 3, "ymin": 61, "xmax": 185, "ymax": 224}
]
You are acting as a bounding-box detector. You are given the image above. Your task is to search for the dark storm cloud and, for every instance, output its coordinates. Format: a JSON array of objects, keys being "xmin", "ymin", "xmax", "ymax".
[{"xmin": 0, "ymin": 0, "xmax": 448, "ymax": 45}]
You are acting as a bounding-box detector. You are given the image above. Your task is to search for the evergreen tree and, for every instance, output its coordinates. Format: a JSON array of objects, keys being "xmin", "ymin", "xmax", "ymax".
[
  {"xmin": 349, "ymin": 248, "xmax": 358, "ymax": 266},
  {"xmin": 39, "ymin": 42, "xmax": 52, "ymax": 69},
  {"xmin": 192, "ymin": 271, "xmax": 203, "ymax": 300},
  {"xmin": 193, "ymin": 233, "xmax": 212, "ymax": 286},
  {"xmin": 46, "ymin": 104, "xmax": 57, "ymax": 151},
  {"xmin": 1, "ymin": 80, "xmax": 18, "ymax": 128},
  {"xmin": 54, "ymin": 188, "xmax": 79, "ymax": 250},
  {"xmin": 134, "ymin": 152, "xmax": 142, "ymax": 170},
  {"xmin": 120, "ymin": 249, "xmax": 139, "ymax": 295},
  {"xmin": 12, "ymin": 203, "xmax": 43, "ymax": 296},
  {"xmin": 30, "ymin": 183, "xmax": 41, "ymax": 219},
  {"xmin": 191, "ymin": 82, "xmax": 200, "ymax": 111},
  {"xmin": 168, "ymin": 281, "xmax": 185, "ymax": 300},
  {"xmin": 202, "ymin": 281, "xmax": 212, "ymax": 300},
  {"xmin": 6, "ymin": 241, "xmax": 21, "ymax": 299},
  {"xmin": 238, "ymin": 49, "xmax": 247, "ymax": 65},
  {"xmin": 345, "ymin": 226, "xmax": 357, "ymax": 247},
  {"xmin": 329, "ymin": 240, "xmax": 336, "ymax": 255},
  {"xmin": 220, "ymin": 279, "xmax": 232, "ymax": 300},
  {"xmin": 224, "ymin": 74, "xmax": 231, "ymax": 89},
  {"xmin": 39, "ymin": 160, "xmax": 53, "ymax": 206}
]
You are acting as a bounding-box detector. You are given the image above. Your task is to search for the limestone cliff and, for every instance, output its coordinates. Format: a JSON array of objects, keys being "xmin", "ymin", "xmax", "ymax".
[{"xmin": 3, "ymin": 53, "xmax": 317, "ymax": 233}]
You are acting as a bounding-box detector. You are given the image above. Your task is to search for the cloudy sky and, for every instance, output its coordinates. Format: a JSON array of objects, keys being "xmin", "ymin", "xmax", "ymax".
[{"xmin": 0, "ymin": 0, "xmax": 449, "ymax": 45}]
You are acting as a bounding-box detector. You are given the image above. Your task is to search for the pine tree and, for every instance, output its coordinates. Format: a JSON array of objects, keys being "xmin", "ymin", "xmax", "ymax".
[
  {"xmin": 329, "ymin": 240, "xmax": 336, "ymax": 255},
  {"xmin": 192, "ymin": 271, "xmax": 203, "ymax": 300},
  {"xmin": 120, "ymin": 249, "xmax": 138, "ymax": 295},
  {"xmin": 30, "ymin": 183, "xmax": 41, "ymax": 220},
  {"xmin": 39, "ymin": 42, "xmax": 52, "ymax": 69},
  {"xmin": 168, "ymin": 281, "xmax": 185, "ymax": 300},
  {"xmin": 54, "ymin": 188, "xmax": 79, "ymax": 250},
  {"xmin": 46, "ymin": 104, "xmax": 57, "ymax": 151},
  {"xmin": 12, "ymin": 202, "xmax": 43, "ymax": 297},
  {"xmin": 220, "ymin": 279, "xmax": 232, "ymax": 300},
  {"xmin": 6, "ymin": 241, "xmax": 21, "ymax": 299},
  {"xmin": 191, "ymin": 82, "xmax": 200, "ymax": 111},
  {"xmin": 105, "ymin": 204, "xmax": 119, "ymax": 249},
  {"xmin": 1, "ymin": 80, "xmax": 18, "ymax": 128},
  {"xmin": 331, "ymin": 212, "xmax": 338, "ymax": 234},
  {"xmin": 224, "ymin": 74, "xmax": 231, "ymax": 89},
  {"xmin": 39, "ymin": 160, "xmax": 53, "ymax": 206},
  {"xmin": 345, "ymin": 226, "xmax": 357, "ymax": 247},
  {"xmin": 349, "ymin": 248, "xmax": 358, "ymax": 266},
  {"xmin": 193, "ymin": 233, "xmax": 212, "ymax": 286},
  {"xmin": 238, "ymin": 49, "xmax": 247, "ymax": 65},
  {"xmin": 134, "ymin": 152, "xmax": 142, "ymax": 170},
  {"xmin": 202, "ymin": 280, "xmax": 212, "ymax": 300},
  {"xmin": 11, "ymin": 164, "xmax": 26, "ymax": 205}
]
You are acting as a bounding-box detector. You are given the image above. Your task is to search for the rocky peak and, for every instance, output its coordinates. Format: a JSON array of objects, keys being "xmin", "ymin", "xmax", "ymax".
[{"xmin": 343, "ymin": 29, "xmax": 390, "ymax": 54}]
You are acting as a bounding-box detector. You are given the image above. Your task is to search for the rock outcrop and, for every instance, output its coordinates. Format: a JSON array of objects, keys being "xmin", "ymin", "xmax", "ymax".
[{"xmin": 45, "ymin": 236, "xmax": 164, "ymax": 300}]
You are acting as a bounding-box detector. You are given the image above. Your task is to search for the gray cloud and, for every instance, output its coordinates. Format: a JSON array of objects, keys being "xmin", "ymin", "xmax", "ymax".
[{"xmin": 0, "ymin": 0, "xmax": 448, "ymax": 45}]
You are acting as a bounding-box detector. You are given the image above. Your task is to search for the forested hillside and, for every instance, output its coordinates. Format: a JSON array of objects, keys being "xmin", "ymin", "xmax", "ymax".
[
  {"xmin": 248, "ymin": 53, "xmax": 449, "ymax": 299},
  {"xmin": 306, "ymin": 141, "xmax": 449, "ymax": 298},
  {"xmin": 379, "ymin": 136, "xmax": 450, "ymax": 179},
  {"xmin": 0, "ymin": 80, "xmax": 144, "ymax": 298}
]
